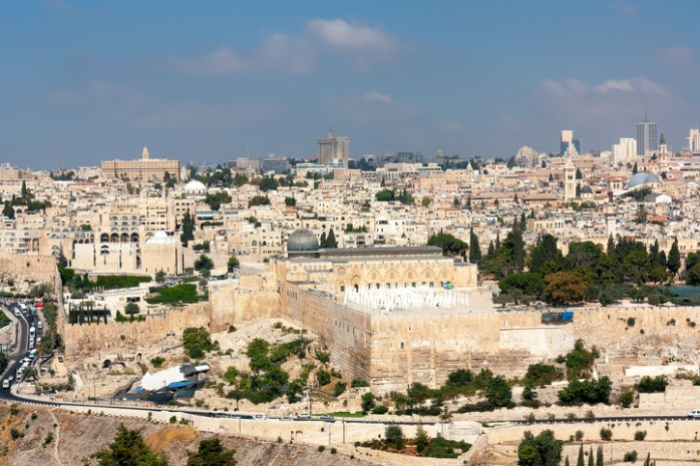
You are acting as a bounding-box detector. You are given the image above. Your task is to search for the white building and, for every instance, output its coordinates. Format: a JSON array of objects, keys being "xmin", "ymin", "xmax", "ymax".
[
  {"xmin": 612, "ymin": 138, "xmax": 637, "ymax": 165},
  {"xmin": 688, "ymin": 129, "xmax": 700, "ymax": 155}
]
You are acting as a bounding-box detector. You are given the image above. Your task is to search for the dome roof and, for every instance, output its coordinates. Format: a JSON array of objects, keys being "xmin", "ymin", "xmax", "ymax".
[
  {"xmin": 184, "ymin": 179, "xmax": 206, "ymax": 192},
  {"xmin": 146, "ymin": 231, "xmax": 175, "ymax": 244},
  {"xmin": 581, "ymin": 185, "xmax": 593, "ymax": 194},
  {"xmin": 288, "ymin": 229, "xmax": 319, "ymax": 253},
  {"xmin": 628, "ymin": 172, "xmax": 661, "ymax": 189}
]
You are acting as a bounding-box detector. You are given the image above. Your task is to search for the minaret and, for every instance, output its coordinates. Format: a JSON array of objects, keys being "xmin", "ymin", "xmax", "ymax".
[
  {"xmin": 142, "ymin": 147, "xmax": 149, "ymax": 160},
  {"xmin": 659, "ymin": 133, "xmax": 667, "ymax": 154}
]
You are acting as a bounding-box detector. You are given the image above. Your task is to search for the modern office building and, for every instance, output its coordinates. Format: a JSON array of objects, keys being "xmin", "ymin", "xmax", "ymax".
[
  {"xmin": 636, "ymin": 119, "xmax": 658, "ymax": 156},
  {"xmin": 101, "ymin": 147, "xmax": 181, "ymax": 181},
  {"xmin": 560, "ymin": 130, "xmax": 581, "ymax": 156},
  {"xmin": 317, "ymin": 129, "xmax": 349, "ymax": 167}
]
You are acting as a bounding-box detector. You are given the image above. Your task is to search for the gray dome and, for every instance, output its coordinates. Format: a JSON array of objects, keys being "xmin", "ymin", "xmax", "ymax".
[
  {"xmin": 628, "ymin": 172, "xmax": 661, "ymax": 189},
  {"xmin": 288, "ymin": 229, "xmax": 319, "ymax": 252}
]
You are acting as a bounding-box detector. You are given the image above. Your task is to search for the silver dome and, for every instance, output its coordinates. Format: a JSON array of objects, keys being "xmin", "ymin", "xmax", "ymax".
[
  {"xmin": 627, "ymin": 172, "xmax": 660, "ymax": 189},
  {"xmin": 288, "ymin": 229, "xmax": 319, "ymax": 252}
]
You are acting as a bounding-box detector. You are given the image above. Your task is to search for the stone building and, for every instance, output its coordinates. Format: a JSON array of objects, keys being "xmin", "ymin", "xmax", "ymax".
[{"xmin": 101, "ymin": 147, "xmax": 181, "ymax": 181}]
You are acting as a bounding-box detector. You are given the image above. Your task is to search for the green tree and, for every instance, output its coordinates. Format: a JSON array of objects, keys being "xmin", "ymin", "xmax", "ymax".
[
  {"xmin": 361, "ymin": 392, "xmax": 376, "ymax": 413},
  {"xmin": 544, "ymin": 272, "xmax": 587, "ymax": 306},
  {"xmin": 21, "ymin": 180, "xmax": 27, "ymax": 197},
  {"xmin": 95, "ymin": 424, "xmax": 168, "ymax": 466},
  {"xmin": 596, "ymin": 446, "xmax": 604, "ymax": 466},
  {"xmin": 259, "ymin": 176, "xmax": 279, "ymax": 192},
  {"xmin": 186, "ymin": 438, "xmax": 236, "ymax": 466},
  {"xmin": 421, "ymin": 197, "xmax": 431, "ymax": 207},
  {"xmin": 415, "ymin": 425, "xmax": 430, "ymax": 453},
  {"xmin": 375, "ymin": 189, "xmax": 395, "ymax": 202},
  {"xmin": 427, "ymin": 232, "xmax": 468, "ymax": 258},
  {"xmin": 155, "ymin": 270, "xmax": 166, "ymax": 283},
  {"xmin": 577, "ymin": 445, "xmax": 584, "ymax": 466},
  {"xmin": 124, "ymin": 302, "xmax": 140, "ymax": 317},
  {"xmin": 518, "ymin": 430, "xmax": 562, "ymax": 466},
  {"xmin": 2, "ymin": 201, "xmax": 14, "ymax": 219},
  {"xmin": 284, "ymin": 197, "xmax": 296, "ymax": 207},
  {"xmin": 227, "ymin": 256, "xmax": 240, "ymax": 273},
  {"xmin": 325, "ymin": 228, "xmax": 338, "ymax": 248},
  {"xmin": 194, "ymin": 254, "xmax": 214, "ymax": 275},
  {"xmin": 529, "ymin": 234, "xmax": 563, "ymax": 275},
  {"xmin": 469, "ymin": 229, "xmax": 482, "ymax": 264},
  {"xmin": 385, "ymin": 425, "xmax": 405, "ymax": 450},
  {"xmin": 248, "ymin": 195, "xmax": 271, "ymax": 207},
  {"xmin": 667, "ymin": 239, "xmax": 681, "ymax": 275},
  {"xmin": 486, "ymin": 376, "xmax": 512, "ymax": 408},
  {"xmin": 180, "ymin": 211, "xmax": 195, "ymax": 246},
  {"xmin": 204, "ymin": 192, "xmax": 232, "ymax": 211},
  {"xmin": 183, "ymin": 327, "xmax": 218, "ymax": 359}
]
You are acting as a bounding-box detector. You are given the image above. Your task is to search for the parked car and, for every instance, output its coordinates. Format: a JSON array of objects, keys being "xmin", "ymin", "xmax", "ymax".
[{"xmin": 319, "ymin": 414, "xmax": 335, "ymax": 421}]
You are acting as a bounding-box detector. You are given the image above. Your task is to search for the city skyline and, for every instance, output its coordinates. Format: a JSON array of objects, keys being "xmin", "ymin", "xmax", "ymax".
[{"xmin": 2, "ymin": 1, "xmax": 700, "ymax": 169}]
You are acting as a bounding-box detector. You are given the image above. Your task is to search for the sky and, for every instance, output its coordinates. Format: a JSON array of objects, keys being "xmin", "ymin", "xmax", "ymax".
[{"xmin": 1, "ymin": 0, "xmax": 699, "ymax": 169}]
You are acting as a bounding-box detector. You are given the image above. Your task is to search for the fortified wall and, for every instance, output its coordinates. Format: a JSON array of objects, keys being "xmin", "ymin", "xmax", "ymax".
[
  {"xmin": 208, "ymin": 273, "xmax": 280, "ymax": 332},
  {"xmin": 279, "ymin": 280, "xmax": 700, "ymax": 394},
  {"xmin": 61, "ymin": 302, "xmax": 211, "ymax": 357}
]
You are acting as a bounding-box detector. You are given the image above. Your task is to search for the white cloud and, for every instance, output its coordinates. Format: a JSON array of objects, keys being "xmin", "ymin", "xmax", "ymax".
[
  {"xmin": 656, "ymin": 46, "xmax": 694, "ymax": 67},
  {"xmin": 541, "ymin": 77, "xmax": 667, "ymax": 97},
  {"xmin": 170, "ymin": 19, "xmax": 399, "ymax": 75},
  {"xmin": 362, "ymin": 90, "xmax": 392, "ymax": 103}
]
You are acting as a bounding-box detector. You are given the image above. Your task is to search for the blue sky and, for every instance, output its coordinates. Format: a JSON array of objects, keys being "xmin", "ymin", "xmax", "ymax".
[{"xmin": 2, "ymin": 0, "xmax": 699, "ymax": 169}]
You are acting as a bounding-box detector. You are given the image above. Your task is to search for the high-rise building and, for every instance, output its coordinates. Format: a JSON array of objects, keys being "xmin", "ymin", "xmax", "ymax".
[
  {"xmin": 611, "ymin": 138, "xmax": 637, "ymax": 165},
  {"xmin": 560, "ymin": 130, "xmax": 580, "ymax": 156},
  {"xmin": 688, "ymin": 129, "xmax": 700, "ymax": 155},
  {"xmin": 317, "ymin": 129, "xmax": 349, "ymax": 167},
  {"xmin": 636, "ymin": 119, "xmax": 658, "ymax": 156}
]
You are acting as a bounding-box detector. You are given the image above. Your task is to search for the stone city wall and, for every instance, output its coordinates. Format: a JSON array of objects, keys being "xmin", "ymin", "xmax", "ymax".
[
  {"xmin": 283, "ymin": 283, "xmax": 372, "ymax": 383},
  {"xmin": 0, "ymin": 253, "xmax": 59, "ymax": 283},
  {"xmin": 208, "ymin": 275, "xmax": 280, "ymax": 332},
  {"xmin": 61, "ymin": 302, "xmax": 211, "ymax": 357}
]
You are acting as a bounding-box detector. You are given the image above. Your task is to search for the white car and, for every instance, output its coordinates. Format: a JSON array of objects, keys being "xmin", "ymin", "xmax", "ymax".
[
  {"xmin": 688, "ymin": 409, "xmax": 700, "ymax": 418},
  {"xmin": 2, "ymin": 379, "xmax": 9, "ymax": 389}
]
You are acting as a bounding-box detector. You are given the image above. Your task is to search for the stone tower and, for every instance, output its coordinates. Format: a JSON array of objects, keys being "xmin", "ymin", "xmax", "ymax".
[{"xmin": 563, "ymin": 159, "xmax": 577, "ymax": 202}]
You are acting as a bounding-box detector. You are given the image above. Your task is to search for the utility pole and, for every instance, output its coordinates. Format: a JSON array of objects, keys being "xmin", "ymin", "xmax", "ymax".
[{"xmin": 342, "ymin": 418, "xmax": 345, "ymax": 444}]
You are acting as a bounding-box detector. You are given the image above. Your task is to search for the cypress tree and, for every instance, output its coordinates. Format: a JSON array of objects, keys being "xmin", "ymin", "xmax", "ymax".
[
  {"xmin": 326, "ymin": 228, "xmax": 337, "ymax": 248},
  {"xmin": 319, "ymin": 231, "xmax": 327, "ymax": 248},
  {"xmin": 577, "ymin": 445, "xmax": 584, "ymax": 466},
  {"xmin": 588, "ymin": 448, "xmax": 594, "ymax": 466},
  {"xmin": 469, "ymin": 229, "xmax": 482, "ymax": 264},
  {"xmin": 668, "ymin": 239, "xmax": 681, "ymax": 275},
  {"xmin": 596, "ymin": 446, "xmax": 604, "ymax": 466}
]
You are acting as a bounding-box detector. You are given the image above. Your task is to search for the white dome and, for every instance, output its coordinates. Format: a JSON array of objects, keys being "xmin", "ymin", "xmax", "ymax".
[
  {"xmin": 184, "ymin": 179, "xmax": 207, "ymax": 193},
  {"xmin": 146, "ymin": 231, "xmax": 175, "ymax": 244}
]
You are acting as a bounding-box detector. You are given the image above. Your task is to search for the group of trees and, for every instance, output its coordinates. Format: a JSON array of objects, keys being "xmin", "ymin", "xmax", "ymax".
[
  {"xmin": 490, "ymin": 228, "xmax": 682, "ymax": 306},
  {"xmin": 375, "ymin": 188, "xmax": 414, "ymax": 204},
  {"xmin": 2, "ymin": 181, "xmax": 51, "ymax": 219},
  {"xmin": 319, "ymin": 228, "xmax": 338, "ymax": 248},
  {"xmin": 427, "ymin": 232, "xmax": 468, "ymax": 258},
  {"xmin": 95, "ymin": 424, "xmax": 236, "ymax": 466},
  {"xmin": 204, "ymin": 192, "xmax": 232, "ymax": 211},
  {"xmin": 224, "ymin": 336, "xmax": 311, "ymax": 404}
]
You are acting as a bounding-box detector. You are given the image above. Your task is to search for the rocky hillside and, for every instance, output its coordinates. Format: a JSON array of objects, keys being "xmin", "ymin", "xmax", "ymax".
[{"xmin": 0, "ymin": 404, "xmax": 374, "ymax": 466}]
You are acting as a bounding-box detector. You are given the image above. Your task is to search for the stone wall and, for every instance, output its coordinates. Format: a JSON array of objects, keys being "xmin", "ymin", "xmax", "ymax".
[
  {"xmin": 208, "ymin": 275, "xmax": 280, "ymax": 332},
  {"xmin": 0, "ymin": 253, "xmax": 59, "ymax": 282},
  {"xmin": 62, "ymin": 302, "xmax": 211, "ymax": 357},
  {"xmin": 283, "ymin": 283, "xmax": 372, "ymax": 383}
]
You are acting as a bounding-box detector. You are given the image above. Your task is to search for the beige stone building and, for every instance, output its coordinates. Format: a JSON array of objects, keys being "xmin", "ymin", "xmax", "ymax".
[{"xmin": 101, "ymin": 147, "xmax": 181, "ymax": 181}]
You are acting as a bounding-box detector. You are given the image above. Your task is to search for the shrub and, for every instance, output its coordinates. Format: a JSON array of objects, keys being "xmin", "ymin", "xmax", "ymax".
[
  {"xmin": 636, "ymin": 376, "xmax": 667, "ymax": 393},
  {"xmin": 146, "ymin": 283, "xmax": 199, "ymax": 304},
  {"xmin": 150, "ymin": 356, "xmax": 165, "ymax": 368},
  {"xmin": 619, "ymin": 390, "xmax": 634, "ymax": 408},
  {"xmin": 316, "ymin": 369, "xmax": 331, "ymax": 386},
  {"xmin": 334, "ymin": 382, "xmax": 347, "ymax": 397},
  {"xmin": 351, "ymin": 379, "xmax": 370, "ymax": 388},
  {"xmin": 44, "ymin": 432, "xmax": 54, "ymax": 446},
  {"xmin": 634, "ymin": 430, "xmax": 646, "ymax": 441},
  {"xmin": 575, "ymin": 430, "xmax": 584, "ymax": 441},
  {"xmin": 169, "ymin": 416, "xmax": 177, "ymax": 424},
  {"xmin": 525, "ymin": 364, "xmax": 564, "ymax": 387},
  {"xmin": 317, "ymin": 445, "xmax": 325, "ymax": 452},
  {"xmin": 10, "ymin": 428, "xmax": 20, "ymax": 440},
  {"xmin": 600, "ymin": 428, "xmax": 613, "ymax": 441},
  {"xmin": 316, "ymin": 352, "xmax": 331, "ymax": 364},
  {"xmin": 558, "ymin": 377, "xmax": 612, "ymax": 405},
  {"xmin": 372, "ymin": 405, "xmax": 389, "ymax": 415},
  {"xmin": 623, "ymin": 450, "xmax": 638, "ymax": 462},
  {"xmin": 182, "ymin": 327, "xmax": 218, "ymax": 359},
  {"xmin": 330, "ymin": 448, "xmax": 337, "ymax": 454},
  {"xmin": 627, "ymin": 317, "xmax": 636, "ymax": 327}
]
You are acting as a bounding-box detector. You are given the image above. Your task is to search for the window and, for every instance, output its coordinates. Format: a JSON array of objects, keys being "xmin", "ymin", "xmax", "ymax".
[
  {"xmin": 400, "ymin": 342, "xmax": 404, "ymax": 349},
  {"xmin": 340, "ymin": 285, "xmax": 345, "ymax": 292}
]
